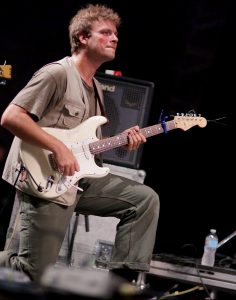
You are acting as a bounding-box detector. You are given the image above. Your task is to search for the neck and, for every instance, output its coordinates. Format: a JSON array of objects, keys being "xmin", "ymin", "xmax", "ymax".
[{"xmin": 72, "ymin": 53, "xmax": 100, "ymax": 87}]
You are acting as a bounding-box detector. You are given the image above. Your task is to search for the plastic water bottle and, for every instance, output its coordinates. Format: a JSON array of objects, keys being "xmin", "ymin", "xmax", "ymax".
[{"xmin": 201, "ymin": 229, "xmax": 218, "ymax": 266}]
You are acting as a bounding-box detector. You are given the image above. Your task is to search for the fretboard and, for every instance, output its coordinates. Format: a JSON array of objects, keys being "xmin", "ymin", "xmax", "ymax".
[{"xmin": 89, "ymin": 120, "xmax": 176, "ymax": 155}]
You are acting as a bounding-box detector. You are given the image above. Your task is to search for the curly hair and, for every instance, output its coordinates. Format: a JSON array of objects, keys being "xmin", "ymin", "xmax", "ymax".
[{"xmin": 69, "ymin": 4, "xmax": 121, "ymax": 54}]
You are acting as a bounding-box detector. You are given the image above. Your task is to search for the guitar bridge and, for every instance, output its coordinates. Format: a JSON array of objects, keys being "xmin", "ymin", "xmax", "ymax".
[{"xmin": 48, "ymin": 153, "xmax": 58, "ymax": 171}]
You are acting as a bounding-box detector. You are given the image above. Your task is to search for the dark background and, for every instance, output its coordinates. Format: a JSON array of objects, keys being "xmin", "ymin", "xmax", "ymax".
[{"xmin": 0, "ymin": 0, "xmax": 235, "ymax": 260}]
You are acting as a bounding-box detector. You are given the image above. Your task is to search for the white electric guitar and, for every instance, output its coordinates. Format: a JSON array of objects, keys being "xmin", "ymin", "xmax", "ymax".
[{"xmin": 20, "ymin": 114, "xmax": 207, "ymax": 199}]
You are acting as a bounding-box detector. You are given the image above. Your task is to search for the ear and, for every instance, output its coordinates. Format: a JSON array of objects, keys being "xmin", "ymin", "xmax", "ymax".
[{"xmin": 78, "ymin": 32, "xmax": 90, "ymax": 46}]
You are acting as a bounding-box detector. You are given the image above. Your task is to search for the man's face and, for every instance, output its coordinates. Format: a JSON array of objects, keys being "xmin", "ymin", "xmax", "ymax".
[{"xmin": 87, "ymin": 20, "xmax": 119, "ymax": 63}]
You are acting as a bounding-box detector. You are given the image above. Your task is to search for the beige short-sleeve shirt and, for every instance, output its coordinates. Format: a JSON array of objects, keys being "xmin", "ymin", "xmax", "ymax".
[{"xmin": 2, "ymin": 56, "xmax": 104, "ymax": 205}]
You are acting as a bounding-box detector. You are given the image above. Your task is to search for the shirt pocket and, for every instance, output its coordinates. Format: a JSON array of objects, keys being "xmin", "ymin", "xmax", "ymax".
[{"xmin": 59, "ymin": 103, "xmax": 85, "ymax": 128}]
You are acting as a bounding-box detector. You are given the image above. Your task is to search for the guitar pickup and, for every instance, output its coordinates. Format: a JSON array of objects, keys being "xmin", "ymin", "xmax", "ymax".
[{"xmin": 48, "ymin": 153, "xmax": 58, "ymax": 171}]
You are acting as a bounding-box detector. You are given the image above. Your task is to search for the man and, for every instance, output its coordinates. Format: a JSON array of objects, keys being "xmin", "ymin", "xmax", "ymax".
[{"xmin": 0, "ymin": 4, "xmax": 160, "ymax": 282}]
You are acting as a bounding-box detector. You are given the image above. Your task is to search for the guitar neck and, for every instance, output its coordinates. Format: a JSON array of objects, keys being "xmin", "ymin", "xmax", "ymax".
[{"xmin": 89, "ymin": 120, "xmax": 176, "ymax": 155}]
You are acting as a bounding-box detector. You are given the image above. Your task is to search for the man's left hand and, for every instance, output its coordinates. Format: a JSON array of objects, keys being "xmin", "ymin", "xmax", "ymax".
[{"xmin": 123, "ymin": 126, "xmax": 146, "ymax": 151}]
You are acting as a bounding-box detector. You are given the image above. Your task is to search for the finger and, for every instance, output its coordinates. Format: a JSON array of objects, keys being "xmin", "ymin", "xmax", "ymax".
[
  {"xmin": 128, "ymin": 133, "xmax": 138, "ymax": 150},
  {"xmin": 130, "ymin": 130, "xmax": 142, "ymax": 143}
]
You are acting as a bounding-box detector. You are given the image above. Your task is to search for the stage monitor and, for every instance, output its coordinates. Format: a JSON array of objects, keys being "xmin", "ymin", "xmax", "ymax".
[{"xmin": 95, "ymin": 72, "xmax": 155, "ymax": 169}]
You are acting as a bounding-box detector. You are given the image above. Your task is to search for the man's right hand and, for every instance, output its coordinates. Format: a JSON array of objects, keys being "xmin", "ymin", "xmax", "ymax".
[{"xmin": 53, "ymin": 142, "xmax": 80, "ymax": 176}]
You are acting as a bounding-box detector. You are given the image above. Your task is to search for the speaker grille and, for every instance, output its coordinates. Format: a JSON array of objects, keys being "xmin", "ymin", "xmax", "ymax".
[{"xmin": 95, "ymin": 72, "xmax": 155, "ymax": 169}]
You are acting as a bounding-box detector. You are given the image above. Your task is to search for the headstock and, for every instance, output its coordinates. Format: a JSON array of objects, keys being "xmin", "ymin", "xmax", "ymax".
[{"xmin": 174, "ymin": 114, "xmax": 207, "ymax": 131}]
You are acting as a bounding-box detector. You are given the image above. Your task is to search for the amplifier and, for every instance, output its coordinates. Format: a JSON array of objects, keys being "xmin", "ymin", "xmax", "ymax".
[{"xmin": 95, "ymin": 72, "xmax": 155, "ymax": 169}]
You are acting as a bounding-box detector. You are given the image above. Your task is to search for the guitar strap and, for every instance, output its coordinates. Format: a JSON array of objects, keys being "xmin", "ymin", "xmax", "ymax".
[{"xmin": 92, "ymin": 79, "xmax": 108, "ymax": 120}]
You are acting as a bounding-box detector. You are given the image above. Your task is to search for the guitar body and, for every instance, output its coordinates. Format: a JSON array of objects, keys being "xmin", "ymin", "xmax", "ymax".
[{"xmin": 20, "ymin": 116, "xmax": 110, "ymax": 199}]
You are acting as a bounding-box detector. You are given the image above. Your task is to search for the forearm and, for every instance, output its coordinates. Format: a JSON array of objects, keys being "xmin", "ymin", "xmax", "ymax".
[{"xmin": 1, "ymin": 104, "xmax": 61, "ymax": 153}]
